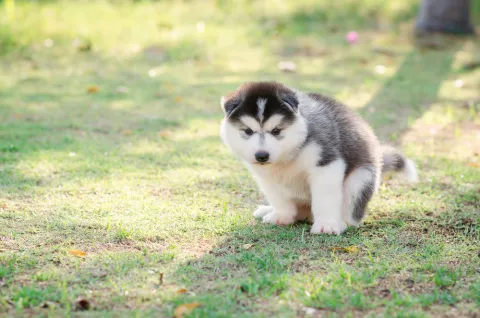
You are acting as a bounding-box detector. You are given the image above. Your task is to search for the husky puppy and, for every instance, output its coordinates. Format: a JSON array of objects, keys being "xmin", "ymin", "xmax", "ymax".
[{"xmin": 220, "ymin": 82, "xmax": 418, "ymax": 235}]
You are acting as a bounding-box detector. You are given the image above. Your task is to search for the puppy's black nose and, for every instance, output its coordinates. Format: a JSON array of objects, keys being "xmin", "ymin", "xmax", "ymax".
[{"xmin": 255, "ymin": 151, "xmax": 269, "ymax": 163}]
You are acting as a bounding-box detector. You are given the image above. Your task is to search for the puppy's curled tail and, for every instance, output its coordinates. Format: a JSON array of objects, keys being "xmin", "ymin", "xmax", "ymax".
[{"xmin": 381, "ymin": 145, "xmax": 418, "ymax": 183}]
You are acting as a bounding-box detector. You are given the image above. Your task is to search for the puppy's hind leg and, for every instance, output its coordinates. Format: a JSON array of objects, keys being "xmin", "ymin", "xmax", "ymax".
[{"xmin": 343, "ymin": 166, "xmax": 377, "ymax": 226}]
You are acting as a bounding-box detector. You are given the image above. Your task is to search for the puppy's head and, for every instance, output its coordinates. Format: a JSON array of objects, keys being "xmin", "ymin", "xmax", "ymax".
[{"xmin": 220, "ymin": 82, "xmax": 307, "ymax": 165}]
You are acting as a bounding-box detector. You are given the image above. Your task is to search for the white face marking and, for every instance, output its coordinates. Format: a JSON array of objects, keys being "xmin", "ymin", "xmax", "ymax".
[
  {"xmin": 221, "ymin": 115, "xmax": 307, "ymax": 164},
  {"xmin": 256, "ymin": 98, "xmax": 267, "ymax": 123},
  {"xmin": 240, "ymin": 116, "xmax": 261, "ymax": 131},
  {"xmin": 263, "ymin": 114, "xmax": 284, "ymax": 132}
]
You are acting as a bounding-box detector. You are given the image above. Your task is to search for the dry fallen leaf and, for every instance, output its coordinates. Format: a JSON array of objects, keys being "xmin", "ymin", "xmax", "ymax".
[
  {"xmin": 87, "ymin": 86, "xmax": 99, "ymax": 94},
  {"xmin": 359, "ymin": 58, "xmax": 368, "ymax": 65},
  {"xmin": 121, "ymin": 129, "xmax": 133, "ymax": 136},
  {"xmin": 380, "ymin": 288, "xmax": 391, "ymax": 297},
  {"xmin": 467, "ymin": 162, "xmax": 480, "ymax": 168},
  {"xmin": 242, "ymin": 244, "xmax": 254, "ymax": 250},
  {"xmin": 75, "ymin": 297, "xmax": 91, "ymax": 311},
  {"xmin": 158, "ymin": 130, "xmax": 172, "ymax": 138},
  {"xmin": 1, "ymin": 203, "xmax": 6, "ymax": 209},
  {"xmin": 68, "ymin": 249, "xmax": 87, "ymax": 257},
  {"xmin": 174, "ymin": 303, "xmax": 200, "ymax": 318},
  {"xmin": 345, "ymin": 246, "xmax": 359, "ymax": 253},
  {"xmin": 329, "ymin": 246, "xmax": 358, "ymax": 254},
  {"xmin": 176, "ymin": 288, "xmax": 188, "ymax": 294},
  {"xmin": 175, "ymin": 96, "xmax": 183, "ymax": 103}
]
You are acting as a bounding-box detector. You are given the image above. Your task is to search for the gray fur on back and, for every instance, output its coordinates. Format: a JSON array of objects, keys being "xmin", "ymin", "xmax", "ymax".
[
  {"xmin": 295, "ymin": 91, "xmax": 384, "ymax": 223},
  {"xmin": 297, "ymin": 91, "xmax": 382, "ymax": 178}
]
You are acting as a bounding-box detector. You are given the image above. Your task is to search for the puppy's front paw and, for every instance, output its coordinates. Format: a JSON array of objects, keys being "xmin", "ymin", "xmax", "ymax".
[
  {"xmin": 253, "ymin": 205, "xmax": 274, "ymax": 218},
  {"xmin": 262, "ymin": 211, "xmax": 295, "ymax": 226},
  {"xmin": 310, "ymin": 219, "xmax": 347, "ymax": 235}
]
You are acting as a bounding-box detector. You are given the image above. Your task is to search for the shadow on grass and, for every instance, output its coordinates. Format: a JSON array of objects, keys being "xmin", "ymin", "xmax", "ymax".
[
  {"xmin": 1, "ymin": 46, "xmax": 387, "ymax": 197},
  {"xmin": 360, "ymin": 39, "xmax": 464, "ymax": 141},
  {"xmin": 167, "ymin": 190, "xmax": 478, "ymax": 316},
  {"xmin": 161, "ymin": 38, "xmax": 479, "ymax": 316}
]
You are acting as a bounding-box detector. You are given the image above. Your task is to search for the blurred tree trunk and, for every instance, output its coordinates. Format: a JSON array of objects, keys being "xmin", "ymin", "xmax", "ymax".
[{"xmin": 416, "ymin": 0, "xmax": 475, "ymax": 35}]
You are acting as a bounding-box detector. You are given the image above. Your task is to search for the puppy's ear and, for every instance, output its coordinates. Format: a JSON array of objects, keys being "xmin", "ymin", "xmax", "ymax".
[
  {"xmin": 220, "ymin": 94, "xmax": 242, "ymax": 117},
  {"xmin": 279, "ymin": 92, "xmax": 299, "ymax": 113}
]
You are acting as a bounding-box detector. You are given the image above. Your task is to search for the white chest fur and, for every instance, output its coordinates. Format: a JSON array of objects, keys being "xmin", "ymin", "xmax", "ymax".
[
  {"xmin": 248, "ymin": 159, "xmax": 311, "ymax": 204},
  {"xmin": 268, "ymin": 163, "xmax": 311, "ymax": 203},
  {"xmin": 247, "ymin": 143, "xmax": 324, "ymax": 204}
]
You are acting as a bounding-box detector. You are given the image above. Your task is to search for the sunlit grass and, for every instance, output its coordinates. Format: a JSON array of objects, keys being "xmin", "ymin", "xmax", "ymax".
[
  {"xmin": 1, "ymin": 0, "xmax": 422, "ymax": 56},
  {"xmin": 1, "ymin": 0, "xmax": 479, "ymax": 317}
]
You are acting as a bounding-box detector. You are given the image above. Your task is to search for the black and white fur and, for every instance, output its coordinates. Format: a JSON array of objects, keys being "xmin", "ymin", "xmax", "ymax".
[{"xmin": 220, "ymin": 82, "xmax": 418, "ymax": 235}]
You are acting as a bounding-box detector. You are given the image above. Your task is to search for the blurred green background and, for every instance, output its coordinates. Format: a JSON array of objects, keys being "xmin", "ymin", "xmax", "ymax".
[{"xmin": 1, "ymin": 0, "xmax": 478, "ymax": 57}]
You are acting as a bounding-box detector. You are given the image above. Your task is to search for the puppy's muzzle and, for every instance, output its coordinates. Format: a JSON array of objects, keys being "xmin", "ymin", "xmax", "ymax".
[{"xmin": 255, "ymin": 151, "xmax": 269, "ymax": 163}]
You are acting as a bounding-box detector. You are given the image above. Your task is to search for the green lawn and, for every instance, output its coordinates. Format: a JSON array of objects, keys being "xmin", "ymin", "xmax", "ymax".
[{"xmin": 1, "ymin": 1, "xmax": 479, "ymax": 317}]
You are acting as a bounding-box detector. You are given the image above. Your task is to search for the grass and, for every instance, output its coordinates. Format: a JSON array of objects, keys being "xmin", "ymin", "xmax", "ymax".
[{"xmin": 1, "ymin": 0, "xmax": 479, "ymax": 317}]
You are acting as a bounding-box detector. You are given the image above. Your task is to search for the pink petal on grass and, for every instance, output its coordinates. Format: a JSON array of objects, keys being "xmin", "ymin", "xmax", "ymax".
[{"xmin": 346, "ymin": 31, "xmax": 358, "ymax": 44}]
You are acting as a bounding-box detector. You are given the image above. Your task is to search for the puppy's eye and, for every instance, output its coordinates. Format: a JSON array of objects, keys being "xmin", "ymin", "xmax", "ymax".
[
  {"xmin": 244, "ymin": 128, "xmax": 254, "ymax": 136},
  {"xmin": 271, "ymin": 128, "xmax": 281, "ymax": 136}
]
